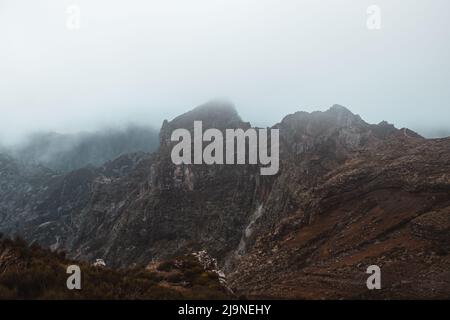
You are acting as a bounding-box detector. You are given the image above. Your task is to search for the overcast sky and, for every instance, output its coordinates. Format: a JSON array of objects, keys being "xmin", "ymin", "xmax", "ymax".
[{"xmin": 0, "ymin": 0, "xmax": 449, "ymax": 144}]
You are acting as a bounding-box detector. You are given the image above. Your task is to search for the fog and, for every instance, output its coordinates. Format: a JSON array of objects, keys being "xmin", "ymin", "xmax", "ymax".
[{"xmin": 1, "ymin": 0, "xmax": 449, "ymax": 145}]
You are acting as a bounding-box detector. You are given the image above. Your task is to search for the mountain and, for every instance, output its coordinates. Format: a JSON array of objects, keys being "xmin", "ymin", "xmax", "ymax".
[
  {"xmin": 6, "ymin": 125, "xmax": 159, "ymax": 172},
  {"xmin": 0, "ymin": 102, "xmax": 449, "ymax": 299}
]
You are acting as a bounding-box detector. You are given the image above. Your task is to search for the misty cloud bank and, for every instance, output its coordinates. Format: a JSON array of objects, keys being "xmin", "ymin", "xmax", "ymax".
[
  {"xmin": 0, "ymin": 1, "xmax": 449, "ymax": 142},
  {"xmin": 3, "ymin": 125, "xmax": 159, "ymax": 172}
]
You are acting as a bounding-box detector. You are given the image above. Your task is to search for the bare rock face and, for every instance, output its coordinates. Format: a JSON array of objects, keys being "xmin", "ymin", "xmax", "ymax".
[
  {"xmin": 81, "ymin": 101, "xmax": 260, "ymax": 266},
  {"xmin": 1, "ymin": 102, "xmax": 449, "ymax": 299}
]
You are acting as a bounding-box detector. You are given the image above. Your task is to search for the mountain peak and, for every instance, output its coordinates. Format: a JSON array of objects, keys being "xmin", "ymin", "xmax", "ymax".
[
  {"xmin": 328, "ymin": 104, "xmax": 353, "ymax": 114},
  {"xmin": 278, "ymin": 104, "xmax": 366, "ymax": 132},
  {"xmin": 159, "ymin": 100, "xmax": 246, "ymax": 148},
  {"xmin": 171, "ymin": 100, "xmax": 241, "ymax": 125},
  {"xmin": 192, "ymin": 99, "xmax": 238, "ymax": 115},
  {"xmin": 161, "ymin": 100, "xmax": 243, "ymax": 133}
]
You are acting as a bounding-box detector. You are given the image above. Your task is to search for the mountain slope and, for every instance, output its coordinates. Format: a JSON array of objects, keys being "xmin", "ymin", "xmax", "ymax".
[{"xmin": 229, "ymin": 135, "xmax": 450, "ymax": 299}]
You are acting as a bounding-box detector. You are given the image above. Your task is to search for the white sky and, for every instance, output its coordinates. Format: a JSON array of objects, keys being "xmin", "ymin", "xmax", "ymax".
[{"xmin": 1, "ymin": 0, "xmax": 449, "ymax": 144}]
